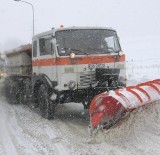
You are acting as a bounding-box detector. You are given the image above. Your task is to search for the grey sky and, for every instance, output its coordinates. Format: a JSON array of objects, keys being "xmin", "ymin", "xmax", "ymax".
[{"xmin": 0, "ymin": 0, "xmax": 160, "ymax": 50}]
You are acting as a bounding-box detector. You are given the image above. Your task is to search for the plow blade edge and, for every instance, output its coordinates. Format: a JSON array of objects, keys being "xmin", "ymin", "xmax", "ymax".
[{"xmin": 89, "ymin": 79, "xmax": 160, "ymax": 129}]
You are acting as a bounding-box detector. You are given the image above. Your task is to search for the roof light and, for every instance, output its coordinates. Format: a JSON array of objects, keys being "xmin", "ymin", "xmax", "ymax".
[{"xmin": 60, "ymin": 25, "xmax": 64, "ymax": 28}]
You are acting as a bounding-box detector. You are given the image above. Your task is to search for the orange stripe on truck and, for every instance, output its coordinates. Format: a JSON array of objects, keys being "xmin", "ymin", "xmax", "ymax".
[{"xmin": 32, "ymin": 55, "xmax": 125, "ymax": 66}]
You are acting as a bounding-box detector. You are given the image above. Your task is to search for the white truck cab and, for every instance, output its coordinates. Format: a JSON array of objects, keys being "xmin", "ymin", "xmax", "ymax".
[{"xmin": 32, "ymin": 27, "xmax": 126, "ymax": 92}]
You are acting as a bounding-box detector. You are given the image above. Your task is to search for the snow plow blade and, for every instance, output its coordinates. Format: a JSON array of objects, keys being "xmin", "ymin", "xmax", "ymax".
[{"xmin": 89, "ymin": 79, "xmax": 160, "ymax": 131}]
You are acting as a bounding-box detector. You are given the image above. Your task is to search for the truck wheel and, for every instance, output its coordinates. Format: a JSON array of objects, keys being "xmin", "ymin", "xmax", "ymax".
[
  {"xmin": 22, "ymin": 78, "xmax": 32, "ymax": 104},
  {"xmin": 38, "ymin": 84, "xmax": 55, "ymax": 119},
  {"xmin": 3, "ymin": 78, "xmax": 24, "ymax": 104},
  {"xmin": 17, "ymin": 87, "xmax": 25, "ymax": 104},
  {"xmin": 7, "ymin": 81, "xmax": 20, "ymax": 104}
]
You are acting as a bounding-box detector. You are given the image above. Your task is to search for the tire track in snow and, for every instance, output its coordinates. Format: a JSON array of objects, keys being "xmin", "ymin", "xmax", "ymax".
[
  {"xmin": 44, "ymin": 125, "xmax": 69, "ymax": 155},
  {"xmin": 12, "ymin": 103, "xmax": 71, "ymax": 155},
  {"xmin": 5, "ymin": 103, "xmax": 45, "ymax": 155},
  {"xmin": 0, "ymin": 96, "xmax": 69, "ymax": 155},
  {"xmin": 0, "ymin": 102, "xmax": 18, "ymax": 155},
  {"xmin": 51, "ymin": 104, "xmax": 98, "ymax": 155}
]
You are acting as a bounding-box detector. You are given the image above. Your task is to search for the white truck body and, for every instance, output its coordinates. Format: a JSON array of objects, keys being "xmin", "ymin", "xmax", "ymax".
[
  {"xmin": 6, "ymin": 45, "xmax": 32, "ymax": 75},
  {"xmin": 4, "ymin": 26, "xmax": 126, "ymax": 119}
]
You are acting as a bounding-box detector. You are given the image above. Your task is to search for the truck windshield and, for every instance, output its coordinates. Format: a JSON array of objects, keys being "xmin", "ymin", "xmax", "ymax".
[{"xmin": 56, "ymin": 29, "xmax": 121, "ymax": 56}]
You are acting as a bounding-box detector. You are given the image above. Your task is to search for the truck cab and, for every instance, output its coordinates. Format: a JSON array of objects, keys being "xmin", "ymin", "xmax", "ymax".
[{"xmin": 32, "ymin": 26, "xmax": 126, "ymax": 108}]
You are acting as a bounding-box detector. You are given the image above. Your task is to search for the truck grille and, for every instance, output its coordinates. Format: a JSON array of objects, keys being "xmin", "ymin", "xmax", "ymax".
[{"xmin": 79, "ymin": 72, "xmax": 96, "ymax": 88}]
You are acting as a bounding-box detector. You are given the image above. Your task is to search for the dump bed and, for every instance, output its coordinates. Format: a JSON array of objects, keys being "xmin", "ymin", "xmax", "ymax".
[{"xmin": 6, "ymin": 44, "xmax": 32, "ymax": 76}]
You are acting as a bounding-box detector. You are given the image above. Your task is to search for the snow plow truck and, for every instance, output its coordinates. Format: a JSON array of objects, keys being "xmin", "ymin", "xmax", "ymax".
[{"xmin": 3, "ymin": 26, "xmax": 127, "ymax": 129}]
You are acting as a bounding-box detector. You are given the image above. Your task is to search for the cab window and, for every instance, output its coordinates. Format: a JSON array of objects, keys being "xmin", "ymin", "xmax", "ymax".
[{"xmin": 39, "ymin": 36, "xmax": 52, "ymax": 55}]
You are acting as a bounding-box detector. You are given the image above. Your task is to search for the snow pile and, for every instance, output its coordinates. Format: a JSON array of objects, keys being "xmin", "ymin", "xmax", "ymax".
[{"xmin": 91, "ymin": 102, "xmax": 160, "ymax": 154}]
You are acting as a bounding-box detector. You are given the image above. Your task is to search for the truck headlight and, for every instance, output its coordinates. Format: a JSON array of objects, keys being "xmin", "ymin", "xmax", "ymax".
[
  {"xmin": 70, "ymin": 52, "xmax": 75, "ymax": 59},
  {"xmin": 68, "ymin": 80, "xmax": 76, "ymax": 90},
  {"xmin": 118, "ymin": 51, "xmax": 124, "ymax": 56}
]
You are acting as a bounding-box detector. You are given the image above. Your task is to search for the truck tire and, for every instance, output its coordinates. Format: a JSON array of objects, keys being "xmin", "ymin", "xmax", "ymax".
[
  {"xmin": 3, "ymin": 78, "xmax": 24, "ymax": 104},
  {"xmin": 6, "ymin": 80, "xmax": 19, "ymax": 104},
  {"xmin": 38, "ymin": 84, "xmax": 55, "ymax": 119},
  {"xmin": 22, "ymin": 78, "xmax": 32, "ymax": 104}
]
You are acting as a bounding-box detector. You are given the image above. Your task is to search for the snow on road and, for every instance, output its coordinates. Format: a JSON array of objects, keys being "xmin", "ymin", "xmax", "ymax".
[{"xmin": 0, "ymin": 58, "xmax": 160, "ymax": 154}]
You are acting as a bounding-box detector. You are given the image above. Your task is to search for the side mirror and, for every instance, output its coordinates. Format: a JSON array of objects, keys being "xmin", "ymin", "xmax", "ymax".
[
  {"xmin": 51, "ymin": 43, "xmax": 54, "ymax": 54},
  {"xmin": 50, "ymin": 38, "xmax": 57, "ymax": 55}
]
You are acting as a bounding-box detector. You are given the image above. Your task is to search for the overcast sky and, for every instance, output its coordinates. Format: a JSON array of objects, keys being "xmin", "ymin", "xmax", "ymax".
[{"xmin": 0, "ymin": 0, "xmax": 160, "ymax": 51}]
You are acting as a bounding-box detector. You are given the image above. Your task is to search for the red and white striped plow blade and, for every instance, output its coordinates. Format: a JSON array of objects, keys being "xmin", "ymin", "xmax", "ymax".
[{"xmin": 89, "ymin": 79, "xmax": 160, "ymax": 130}]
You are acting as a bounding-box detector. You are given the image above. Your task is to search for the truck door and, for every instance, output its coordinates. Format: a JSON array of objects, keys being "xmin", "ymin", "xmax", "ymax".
[{"xmin": 37, "ymin": 35, "xmax": 57, "ymax": 81}]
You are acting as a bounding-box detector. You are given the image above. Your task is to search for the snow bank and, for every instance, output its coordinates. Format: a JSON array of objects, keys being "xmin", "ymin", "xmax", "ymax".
[{"xmin": 91, "ymin": 102, "xmax": 160, "ymax": 154}]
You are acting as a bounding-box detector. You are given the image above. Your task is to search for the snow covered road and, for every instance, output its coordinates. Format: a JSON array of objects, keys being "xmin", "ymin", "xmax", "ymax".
[
  {"xmin": 0, "ymin": 96, "xmax": 88, "ymax": 154},
  {"xmin": 1, "ymin": 85, "xmax": 160, "ymax": 155}
]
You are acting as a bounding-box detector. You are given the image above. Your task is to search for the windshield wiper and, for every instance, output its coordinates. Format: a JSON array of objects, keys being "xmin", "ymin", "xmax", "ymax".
[{"xmin": 88, "ymin": 48, "xmax": 111, "ymax": 54}]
